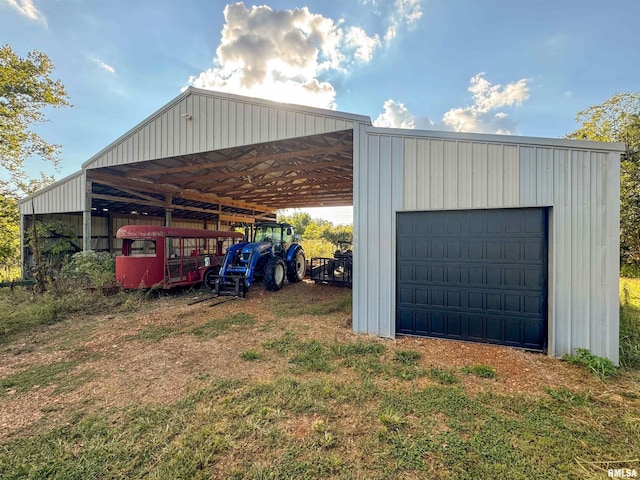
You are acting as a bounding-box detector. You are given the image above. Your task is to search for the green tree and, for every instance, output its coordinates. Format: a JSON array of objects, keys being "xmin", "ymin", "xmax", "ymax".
[
  {"xmin": 0, "ymin": 45, "xmax": 69, "ymax": 277},
  {"xmin": 321, "ymin": 224, "xmax": 353, "ymax": 245},
  {"xmin": 277, "ymin": 210, "xmax": 312, "ymax": 236},
  {"xmin": 0, "ymin": 194, "xmax": 19, "ymax": 277},
  {"xmin": 302, "ymin": 221, "xmax": 329, "ymax": 240},
  {"xmin": 568, "ymin": 92, "xmax": 640, "ymax": 264},
  {"xmin": 1, "ymin": 44, "xmax": 70, "ymax": 196}
]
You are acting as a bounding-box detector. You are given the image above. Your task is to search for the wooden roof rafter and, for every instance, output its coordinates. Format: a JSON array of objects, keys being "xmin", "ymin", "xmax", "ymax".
[
  {"xmin": 125, "ymin": 144, "xmax": 352, "ymax": 178},
  {"xmin": 88, "ymin": 170, "xmax": 275, "ymax": 214},
  {"xmin": 87, "ymin": 128, "xmax": 355, "ymax": 216}
]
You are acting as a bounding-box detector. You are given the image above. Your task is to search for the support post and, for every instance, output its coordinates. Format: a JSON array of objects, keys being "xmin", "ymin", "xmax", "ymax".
[
  {"xmin": 19, "ymin": 212, "xmax": 25, "ymax": 279},
  {"xmin": 165, "ymin": 195, "xmax": 173, "ymax": 227},
  {"xmin": 107, "ymin": 213, "xmax": 113, "ymax": 253},
  {"xmin": 83, "ymin": 181, "xmax": 92, "ymax": 252}
]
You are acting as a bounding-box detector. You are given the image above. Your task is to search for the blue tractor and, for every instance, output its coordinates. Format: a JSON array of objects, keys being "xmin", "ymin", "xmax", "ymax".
[{"xmin": 207, "ymin": 222, "xmax": 306, "ymax": 297}]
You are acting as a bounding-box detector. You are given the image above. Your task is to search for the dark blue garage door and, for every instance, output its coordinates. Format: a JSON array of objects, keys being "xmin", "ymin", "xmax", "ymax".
[{"xmin": 396, "ymin": 208, "xmax": 548, "ymax": 351}]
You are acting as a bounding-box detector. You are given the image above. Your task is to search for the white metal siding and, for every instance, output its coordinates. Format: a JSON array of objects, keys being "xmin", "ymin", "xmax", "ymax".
[
  {"xmin": 354, "ymin": 125, "xmax": 622, "ymax": 363},
  {"xmin": 353, "ymin": 128, "xmax": 404, "ymax": 337},
  {"xmin": 403, "ymin": 138, "xmax": 519, "ymax": 210},
  {"xmin": 18, "ymin": 171, "xmax": 85, "ymax": 215},
  {"xmin": 84, "ymin": 89, "xmax": 364, "ymax": 170},
  {"xmin": 519, "ymin": 147, "xmax": 620, "ymax": 363}
]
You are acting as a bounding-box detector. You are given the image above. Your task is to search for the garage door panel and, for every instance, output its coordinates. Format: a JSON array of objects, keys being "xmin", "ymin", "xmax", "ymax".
[
  {"xmin": 398, "ymin": 286, "xmax": 413, "ymax": 305},
  {"xmin": 397, "ymin": 208, "xmax": 548, "ymax": 351},
  {"xmin": 446, "ymin": 314, "xmax": 462, "ymax": 337},
  {"xmin": 525, "ymin": 209, "xmax": 545, "ymax": 232},
  {"xmin": 468, "ymin": 316, "xmax": 484, "ymax": 340},
  {"xmin": 398, "ymin": 310, "xmax": 414, "ymax": 333},
  {"xmin": 431, "ymin": 311, "xmax": 445, "ymax": 335},
  {"xmin": 415, "ymin": 288, "xmax": 429, "ymax": 305},
  {"xmin": 398, "ymin": 239, "xmax": 413, "ymax": 258},
  {"xmin": 415, "ymin": 312, "xmax": 429, "ymax": 334},
  {"xmin": 398, "ymin": 265, "xmax": 413, "ymax": 283}
]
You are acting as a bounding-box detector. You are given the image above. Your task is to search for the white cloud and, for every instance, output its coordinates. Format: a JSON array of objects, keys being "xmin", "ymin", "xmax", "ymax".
[
  {"xmin": 441, "ymin": 73, "xmax": 529, "ymax": 134},
  {"xmin": 373, "ymin": 99, "xmax": 415, "ymax": 128},
  {"xmin": 466, "ymin": 73, "xmax": 529, "ymax": 111},
  {"xmin": 395, "ymin": 0, "xmax": 423, "ymax": 26},
  {"xmin": 93, "ymin": 58, "xmax": 116, "ymax": 74},
  {"xmin": 385, "ymin": 0, "xmax": 423, "ymax": 43},
  {"xmin": 187, "ymin": 2, "xmax": 385, "ymax": 109},
  {"xmin": 346, "ymin": 26, "xmax": 381, "ymax": 63},
  {"xmin": 375, "ymin": 73, "xmax": 530, "ymax": 134},
  {"xmin": 5, "ymin": 0, "xmax": 47, "ymax": 26}
]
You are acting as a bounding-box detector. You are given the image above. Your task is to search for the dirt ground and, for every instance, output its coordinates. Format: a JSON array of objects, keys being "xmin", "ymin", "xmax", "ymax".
[{"xmin": 0, "ymin": 281, "xmax": 633, "ymax": 441}]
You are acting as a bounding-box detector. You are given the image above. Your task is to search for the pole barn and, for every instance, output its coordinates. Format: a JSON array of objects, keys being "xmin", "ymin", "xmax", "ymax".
[{"xmin": 18, "ymin": 88, "xmax": 624, "ymax": 363}]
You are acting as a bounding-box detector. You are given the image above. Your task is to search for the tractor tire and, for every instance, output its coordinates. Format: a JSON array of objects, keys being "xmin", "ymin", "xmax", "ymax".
[
  {"xmin": 264, "ymin": 257, "xmax": 286, "ymax": 291},
  {"xmin": 287, "ymin": 249, "xmax": 306, "ymax": 282},
  {"xmin": 203, "ymin": 266, "xmax": 221, "ymax": 288}
]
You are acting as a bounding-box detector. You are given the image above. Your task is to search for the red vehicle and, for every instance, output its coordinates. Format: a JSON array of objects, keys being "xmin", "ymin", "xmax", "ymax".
[{"xmin": 115, "ymin": 225, "xmax": 244, "ymax": 289}]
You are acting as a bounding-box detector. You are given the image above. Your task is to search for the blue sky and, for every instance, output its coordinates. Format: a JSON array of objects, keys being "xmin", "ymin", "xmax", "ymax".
[{"xmin": 1, "ymin": 0, "xmax": 638, "ymax": 224}]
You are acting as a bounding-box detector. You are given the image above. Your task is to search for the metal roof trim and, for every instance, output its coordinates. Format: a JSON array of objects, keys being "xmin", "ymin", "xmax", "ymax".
[
  {"xmin": 364, "ymin": 125, "xmax": 626, "ymax": 153},
  {"xmin": 17, "ymin": 169, "xmax": 84, "ymax": 205}
]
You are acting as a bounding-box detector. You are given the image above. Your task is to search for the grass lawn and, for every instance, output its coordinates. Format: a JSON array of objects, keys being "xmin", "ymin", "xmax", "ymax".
[{"xmin": 0, "ymin": 281, "xmax": 639, "ymax": 479}]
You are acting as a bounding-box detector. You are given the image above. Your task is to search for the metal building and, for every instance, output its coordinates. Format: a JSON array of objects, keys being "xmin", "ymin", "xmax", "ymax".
[{"xmin": 18, "ymin": 88, "xmax": 624, "ymax": 363}]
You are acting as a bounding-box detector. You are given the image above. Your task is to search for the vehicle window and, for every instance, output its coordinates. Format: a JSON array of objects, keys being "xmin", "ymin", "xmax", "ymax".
[
  {"xmin": 254, "ymin": 226, "xmax": 281, "ymax": 243},
  {"xmin": 123, "ymin": 239, "xmax": 156, "ymax": 256},
  {"xmin": 281, "ymin": 227, "xmax": 293, "ymax": 245}
]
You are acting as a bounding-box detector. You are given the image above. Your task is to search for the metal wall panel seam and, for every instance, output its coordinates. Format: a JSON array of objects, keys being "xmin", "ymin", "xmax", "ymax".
[
  {"xmin": 359, "ymin": 125, "xmax": 371, "ymax": 334},
  {"xmin": 567, "ymin": 150, "xmax": 578, "ymax": 355},
  {"xmin": 472, "ymin": 142, "xmax": 488, "ymax": 206},
  {"xmin": 205, "ymin": 98, "xmax": 214, "ymax": 150},
  {"xmin": 457, "ymin": 142, "xmax": 472, "ymax": 208},
  {"xmin": 444, "ymin": 141, "xmax": 457, "ymax": 209},
  {"xmin": 430, "ymin": 140, "xmax": 444, "ymax": 209},
  {"xmin": 391, "ymin": 135, "xmax": 405, "ymax": 338},
  {"xmin": 185, "ymin": 96, "xmax": 193, "ymax": 154},
  {"xmin": 572, "ymin": 150, "xmax": 585, "ymax": 353},
  {"xmin": 403, "ymin": 137, "xmax": 417, "ymax": 210},
  {"xmin": 550, "ymin": 150, "xmax": 564, "ymax": 356},
  {"xmin": 417, "ymin": 138, "xmax": 429, "ymax": 208},
  {"xmin": 590, "ymin": 153, "xmax": 603, "ymax": 356},
  {"xmin": 606, "ymin": 153, "xmax": 621, "ymax": 363},
  {"xmin": 379, "ymin": 135, "xmax": 393, "ymax": 337},
  {"xmin": 547, "ymin": 206, "xmax": 556, "ymax": 356},
  {"xmin": 580, "ymin": 151, "xmax": 591, "ymax": 352},
  {"xmin": 486, "ymin": 144, "xmax": 498, "ymax": 207},
  {"xmin": 351, "ymin": 124, "xmax": 361, "ymax": 332},
  {"xmin": 198, "ymin": 96, "xmax": 207, "ymax": 151},
  {"xmin": 490, "ymin": 144, "xmax": 503, "ymax": 207},
  {"xmin": 367, "ymin": 134, "xmax": 381, "ymax": 335},
  {"xmin": 520, "ymin": 146, "xmax": 531, "ymax": 205},
  {"xmin": 504, "ymin": 145, "xmax": 518, "ymax": 205},
  {"xmin": 352, "ymin": 124, "xmax": 365, "ymax": 333}
]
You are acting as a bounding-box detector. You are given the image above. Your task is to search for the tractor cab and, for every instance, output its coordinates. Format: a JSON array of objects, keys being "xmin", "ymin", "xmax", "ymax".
[{"xmin": 253, "ymin": 223, "xmax": 295, "ymax": 254}]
